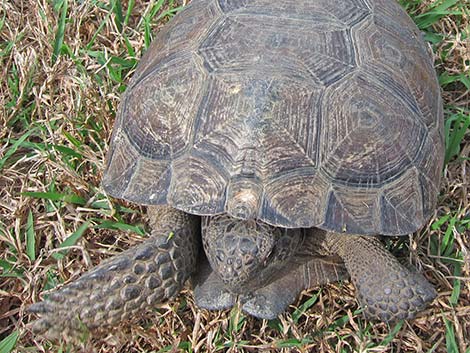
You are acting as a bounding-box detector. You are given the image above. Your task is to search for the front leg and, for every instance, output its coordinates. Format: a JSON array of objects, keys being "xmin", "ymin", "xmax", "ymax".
[
  {"xmin": 241, "ymin": 256, "xmax": 347, "ymax": 320},
  {"xmin": 193, "ymin": 258, "xmax": 235, "ymax": 311},
  {"xmin": 29, "ymin": 206, "xmax": 200, "ymax": 339},
  {"xmin": 322, "ymin": 232, "xmax": 436, "ymax": 322}
]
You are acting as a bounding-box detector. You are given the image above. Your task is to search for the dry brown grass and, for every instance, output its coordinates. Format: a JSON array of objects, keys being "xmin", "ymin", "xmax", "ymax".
[{"xmin": 1, "ymin": 0, "xmax": 469, "ymax": 352}]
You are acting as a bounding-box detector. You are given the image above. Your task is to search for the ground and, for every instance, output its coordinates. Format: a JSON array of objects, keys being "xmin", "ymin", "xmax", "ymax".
[{"xmin": 0, "ymin": 0, "xmax": 469, "ymax": 352}]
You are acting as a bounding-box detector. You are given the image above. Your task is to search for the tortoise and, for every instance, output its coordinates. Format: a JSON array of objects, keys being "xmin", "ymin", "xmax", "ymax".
[{"xmin": 30, "ymin": 0, "xmax": 443, "ymax": 338}]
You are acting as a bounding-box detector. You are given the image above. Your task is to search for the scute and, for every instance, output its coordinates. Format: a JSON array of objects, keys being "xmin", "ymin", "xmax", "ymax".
[
  {"xmin": 199, "ymin": 16, "xmax": 356, "ymax": 85},
  {"xmin": 128, "ymin": 0, "xmax": 222, "ymax": 85},
  {"xmin": 320, "ymin": 66, "xmax": 428, "ymax": 186},
  {"xmin": 218, "ymin": 0, "xmax": 370, "ymax": 27},
  {"xmin": 103, "ymin": 0, "xmax": 443, "ymax": 235},
  {"xmin": 120, "ymin": 53, "xmax": 206, "ymax": 159},
  {"xmin": 380, "ymin": 168, "xmax": 423, "ymax": 234},
  {"xmin": 353, "ymin": 17, "xmax": 440, "ymax": 128}
]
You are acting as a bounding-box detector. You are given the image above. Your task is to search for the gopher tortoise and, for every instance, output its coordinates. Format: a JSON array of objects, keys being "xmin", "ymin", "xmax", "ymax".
[{"xmin": 30, "ymin": 0, "xmax": 443, "ymax": 338}]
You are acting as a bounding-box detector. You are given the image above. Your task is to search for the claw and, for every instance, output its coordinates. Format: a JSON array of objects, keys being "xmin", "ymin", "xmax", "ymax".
[
  {"xmin": 30, "ymin": 318, "xmax": 52, "ymax": 333},
  {"xmin": 47, "ymin": 292, "xmax": 67, "ymax": 303},
  {"xmin": 28, "ymin": 301, "xmax": 54, "ymax": 314}
]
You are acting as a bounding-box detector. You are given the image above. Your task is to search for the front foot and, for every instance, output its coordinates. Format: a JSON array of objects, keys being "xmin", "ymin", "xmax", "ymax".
[
  {"xmin": 357, "ymin": 265, "xmax": 436, "ymax": 322},
  {"xmin": 193, "ymin": 260, "xmax": 235, "ymax": 311},
  {"xmin": 240, "ymin": 266, "xmax": 303, "ymax": 319},
  {"xmin": 241, "ymin": 256, "xmax": 347, "ymax": 319}
]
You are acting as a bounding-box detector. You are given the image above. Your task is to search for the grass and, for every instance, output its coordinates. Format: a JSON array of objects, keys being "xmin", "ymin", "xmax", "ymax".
[{"xmin": 0, "ymin": 0, "xmax": 469, "ymax": 352}]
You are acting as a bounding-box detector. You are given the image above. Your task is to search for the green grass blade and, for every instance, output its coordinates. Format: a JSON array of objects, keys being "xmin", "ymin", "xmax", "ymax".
[
  {"xmin": 62, "ymin": 130, "xmax": 82, "ymax": 148},
  {"xmin": 155, "ymin": 6, "xmax": 184, "ymax": 21},
  {"xmin": 275, "ymin": 338, "xmax": 312, "ymax": 348},
  {"xmin": 26, "ymin": 210, "xmax": 36, "ymax": 261},
  {"xmin": 444, "ymin": 318, "xmax": 459, "ymax": 353},
  {"xmin": 112, "ymin": 0, "xmax": 124, "ymax": 32},
  {"xmin": 52, "ymin": 0, "xmax": 68, "ymax": 64},
  {"xmin": 0, "ymin": 256, "xmax": 24, "ymax": 278},
  {"xmin": 143, "ymin": 18, "xmax": 152, "ymax": 49},
  {"xmin": 52, "ymin": 144, "xmax": 84, "ymax": 159},
  {"xmin": 440, "ymin": 72, "xmax": 470, "ymax": 90},
  {"xmin": 22, "ymin": 191, "xmax": 86, "ymax": 206},
  {"xmin": 292, "ymin": 291, "xmax": 320, "ymax": 324},
  {"xmin": 0, "ymin": 128, "xmax": 36, "ymax": 171},
  {"xmin": 149, "ymin": 0, "xmax": 165, "ymax": 19},
  {"xmin": 442, "ymin": 215, "xmax": 456, "ymax": 256},
  {"xmin": 444, "ymin": 112, "xmax": 470, "ymax": 165},
  {"xmin": 414, "ymin": 0, "xmax": 460, "ymax": 29},
  {"xmin": 379, "ymin": 321, "xmax": 404, "ymax": 346},
  {"xmin": 95, "ymin": 219, "xmax": 145, "ymax": 235},
  {"xmin": 0, "ymin": 11, "xmax": 6, "ymax": 32},
  {"xmin": 52, "ymin": 221, "xmax": 90, "ymax": 260},
  {"xmin": 124, "ymin": 0, "xmax": 136, "ymax": 25},
  {"xmin": 0, "ymin": 330, "xmax": 19, "ymax": 353},
  {"xmin": 449, "ymin": 263, "xmax": 462, "ymax": 306},
  {"xmin": 85, "ymin": 11, "xmax": 112, "ymax": 50},
  {"xmin": 228, "ymin": 307, "xmax": 245, "ymax": 334}
]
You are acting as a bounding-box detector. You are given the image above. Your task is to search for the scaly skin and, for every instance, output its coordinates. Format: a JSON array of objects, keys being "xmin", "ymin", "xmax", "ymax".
[
  {"xmin": 240, "ymin": 254, "xmax": 347, "ymax": 319},
  {"xmin": 320, "ymin": 231, "xmax": 437, "ymax": 321},
  {"xmin": 29, "ymin": 206, "xmax": 200, "ymax": 339},
  {"xmin": 195, "ymin": 255, "xmax": 347, "ymax": 320}
]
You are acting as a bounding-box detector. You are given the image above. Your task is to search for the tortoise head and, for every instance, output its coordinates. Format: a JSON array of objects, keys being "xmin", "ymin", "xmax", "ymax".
[{"xmin": 202, "ymin": 214, "xmax": 303, "ymax": 292}]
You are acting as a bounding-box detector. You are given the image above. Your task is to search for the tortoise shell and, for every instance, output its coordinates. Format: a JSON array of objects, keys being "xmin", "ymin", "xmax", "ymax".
[{"xmin": 102, "ymin": 0, "xmax": 444, "ymax": 235}]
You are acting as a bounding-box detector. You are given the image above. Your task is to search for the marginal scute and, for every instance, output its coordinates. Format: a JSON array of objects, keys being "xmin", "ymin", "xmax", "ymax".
[
  {"xmin": 380, "ymin": 168, "xmax": 423, "ymax": 234},
  {"xmin": 121, "ymin": 158, "xmax": 171, "ymax": 204},
  {"xmin": 324, "ymin": 187, "xmax": 380, "ymax": 234},
  {"xmin": 414, "ymin": 129, "xmax": 444, "ymax": 187},
  {"xmin": 102, "ymin": 132, "xmax": 140, "ymax": 198},
  {"xmin": 353, "ymin": 18, "xmax": 439, "ymax": 127},
  {"xmin": 168, "ymin": 155, "xmax": 228, "ymax": 214},
  {"xmin": 129, "ymin": 0, "xmax": 222, "ymax": 84},
  {"xmin": 372, "ymin": 0, "xmax": 427, "ymax": 57},
  {"xmin": 262, "ymin": 172, "xmax": 330, "ymax": 227},
  {"xmin": 414, "ymin": 129, "xmax": 444, "ymax": 216},
  {"xmin": 323, "ymin": 191, "xmax": 365, "ymax": 234}
]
